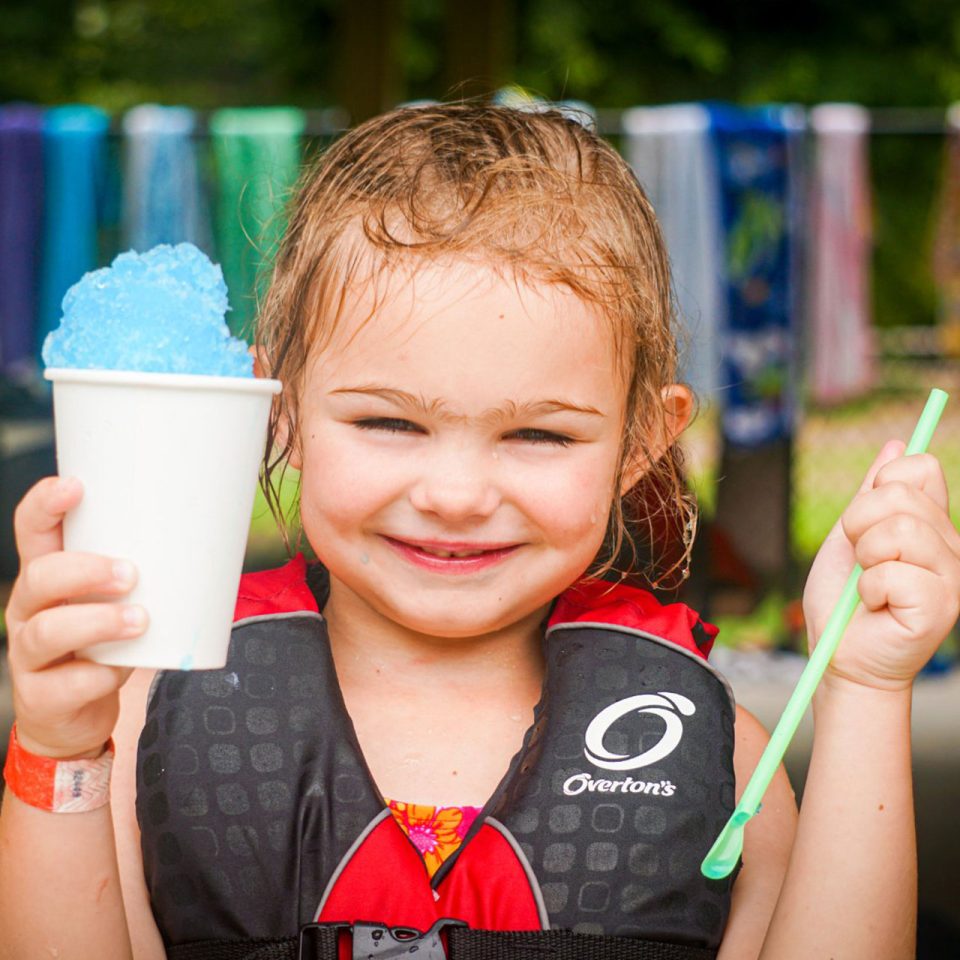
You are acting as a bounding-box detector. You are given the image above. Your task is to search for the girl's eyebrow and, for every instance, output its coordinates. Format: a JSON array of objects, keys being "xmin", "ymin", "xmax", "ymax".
[{"xmin": 329, "ymin": 385, "xmax": 605, "ymax": 422}]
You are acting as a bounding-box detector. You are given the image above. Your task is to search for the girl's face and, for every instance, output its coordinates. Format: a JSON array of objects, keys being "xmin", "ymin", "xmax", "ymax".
[{"xmin": 289, "ymin": 260, "xmax": 677, "ymax": 640}]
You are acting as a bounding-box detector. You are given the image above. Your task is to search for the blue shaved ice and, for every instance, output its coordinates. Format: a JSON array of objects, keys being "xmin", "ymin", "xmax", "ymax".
[{"xmin": 42, "ymin": 243, "xmax": 254, "ymax": 377}]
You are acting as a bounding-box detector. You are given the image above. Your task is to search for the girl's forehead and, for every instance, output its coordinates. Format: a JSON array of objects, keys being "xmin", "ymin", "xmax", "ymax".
[
  {"xmin": 304, "ymin": 258, "xmax": 629, "ymax": 405},
  {"xmin": 319, "ymin": 258, "xmax": 615, "ymax": 358}
]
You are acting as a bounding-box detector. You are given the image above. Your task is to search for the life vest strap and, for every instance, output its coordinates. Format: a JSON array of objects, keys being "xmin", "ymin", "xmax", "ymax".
[
  {"xmin": 167, "ymin": 921, "xmax": 718, "ymax": 960},
  {"xmin": 447, "ymin": 928, "xmax": 717, "ymax": 959}
]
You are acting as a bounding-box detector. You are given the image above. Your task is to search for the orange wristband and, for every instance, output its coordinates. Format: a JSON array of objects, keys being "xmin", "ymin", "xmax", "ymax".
[{"xmin": 2, "ymin": 724, "xmax": 114, "ymax": 813}]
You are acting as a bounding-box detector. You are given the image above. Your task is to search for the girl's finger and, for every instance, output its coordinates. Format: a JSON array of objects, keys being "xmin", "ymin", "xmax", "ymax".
[
  {"xmin": 10, "ymin": 550, "xmax": 138, "ymax": 622},
  {"xmin": 12, "ymin": 476, "xmax": 83, "ymax": 568},
  {"xmin": 11, "ymin": 601, "xmax": 148, "ymax": 675},
  {"xmin": 842, "ymin": 481, "xmax": 960, "ymax": 560},
  {"xmin": 854, "ymin": 513, "xmax": 960, "ymax": 579},
  {"xmin": 872, "ymin": 451, "xmax": 950, "ymax": 512},
  {"xmin": 857, "ymin": 561, "xmax": 960, "ymax": 634}
]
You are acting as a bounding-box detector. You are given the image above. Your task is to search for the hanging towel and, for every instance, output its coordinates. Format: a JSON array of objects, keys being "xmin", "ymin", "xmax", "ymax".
[
  {"xmin": 0, "ymin": 104, "xmax": 45, "ymax": 377},
  {"xmin": 122, "ymin": 104, "xmax": 210, "ymax": 254},
  {"xmin": 209, "ymin": 108, "xmax": 305, "ymax": 338},
  {"xmin": 623, "ymin": 104, "xmax": 725, "ymax": 398},
  {"xmin": 491, "ymin": 87, "xmax": 596, "ymax": 130},
  {"xmin": 556, "ymin": 99, "xmax": 598, "ymax": 130},
  {"xmin": 492, "ymin": 85, "xmax": 545, "ymax": 110},
  {"xmin": 37, "ymin": 105, "xmax": 110, "ymax": 356},
  {"xmin": 933, "ymin": 104, "xmax": 960, "ymax": 355},
  {"xmin": 808, "ymin": 104, "xmax": 874, "ymax": 404},
  {"xmin": 708, "ymin": 103, "xmax": 804, "ymax": 447}
]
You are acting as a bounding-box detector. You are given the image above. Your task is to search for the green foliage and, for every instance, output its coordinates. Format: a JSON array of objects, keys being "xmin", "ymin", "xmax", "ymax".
[
  {"xmin": 509, "ymin": 0, "xmax": 960, "ymax": 108},
  {"xmin": 4, "ymin": 2, "xmax": 960, "ymax": 111},
  {"xmin": 0, "ymin": 0, "xmax": 339, "ymax": 109},
  {"xmin": 872, "ymin": 135, "xmax": 943, "ymax": 329}
]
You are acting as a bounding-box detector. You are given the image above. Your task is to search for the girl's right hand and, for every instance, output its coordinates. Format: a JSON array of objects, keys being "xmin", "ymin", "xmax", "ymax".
[{"xmin": 5, "ymin": 476, "xmax": 147, "ymax": 760}]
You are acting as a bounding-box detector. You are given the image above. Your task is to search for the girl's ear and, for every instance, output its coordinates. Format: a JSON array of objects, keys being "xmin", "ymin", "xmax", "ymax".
[
  {"xmin": 250, "ymin": 346, "xmax": 303, "ymax": 470},
  {"xmin": 618, "ymin": 384, "xmax": 694, "ymax": 496}
]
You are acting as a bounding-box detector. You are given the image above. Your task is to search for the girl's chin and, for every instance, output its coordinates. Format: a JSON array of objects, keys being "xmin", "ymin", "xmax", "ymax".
[
  {"xmin": 372, "ymin": 594, "xmax": 549, "ymax": 641},
  {"xmin": 389, "ymin": 609, "xmax": 523, "ymax": 640}
]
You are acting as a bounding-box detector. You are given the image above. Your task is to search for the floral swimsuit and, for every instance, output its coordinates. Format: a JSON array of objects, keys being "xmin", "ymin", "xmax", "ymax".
[{"xmin": 385, "ymin": 799, "xmax": 483, "ymax": 878}]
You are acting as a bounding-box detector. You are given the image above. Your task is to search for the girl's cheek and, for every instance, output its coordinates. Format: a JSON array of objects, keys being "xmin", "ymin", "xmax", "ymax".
[{"xmin": 523, "ymin": 459, "xmax": 615, "ymax": 538}]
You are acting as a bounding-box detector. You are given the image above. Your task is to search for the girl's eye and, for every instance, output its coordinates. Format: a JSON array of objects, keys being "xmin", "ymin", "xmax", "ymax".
[
  {"xmin": 508, "ymin": 428, "xmax": 575, "ymax": 447},
  {"xmin": 353, "ymin": 417, "xmax": 426, "ymax": 434}
]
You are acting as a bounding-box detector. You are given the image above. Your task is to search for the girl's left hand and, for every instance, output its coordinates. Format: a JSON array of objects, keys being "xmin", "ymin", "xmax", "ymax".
[{"xmin": 803, "ymin": 441, "xmax": 960, "ymax": 692}]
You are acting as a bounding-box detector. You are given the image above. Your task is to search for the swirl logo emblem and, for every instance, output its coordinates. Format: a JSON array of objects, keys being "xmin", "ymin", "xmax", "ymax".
[{"xmin": 584, "ymin": 692, "xmax": 696, "ymax": 771}]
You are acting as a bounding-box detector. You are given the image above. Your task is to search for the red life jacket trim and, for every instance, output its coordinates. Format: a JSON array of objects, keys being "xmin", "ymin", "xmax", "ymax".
[
  {"xmin": 484, "ymin": 817, "xmax": 549, "ymax": 928},
  {"xmin": 234, "ymin": 558, "xmax": 719, "ymax": 664},
  {"xmin": 316, "ymin": 813, "xmax": 544, "ymax": 935},
  {"xmin": 233, "ymin": 553, "xmax": 318, "ymax": 621},
  {"xmin": 314, "ymin": 810, "xmax": 402, "ymax": 920},
  {"xmin": 548, "ymin": 577, "xmax": 718, "ymax": 660}
]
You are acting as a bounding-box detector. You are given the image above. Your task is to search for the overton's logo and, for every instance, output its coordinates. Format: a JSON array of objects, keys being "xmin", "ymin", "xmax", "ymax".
[{"xmin": 584, "ymin": 692, "xmax": 695, "ymax": 771}]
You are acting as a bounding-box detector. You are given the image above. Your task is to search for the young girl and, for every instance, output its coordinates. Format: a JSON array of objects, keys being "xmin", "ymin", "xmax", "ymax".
[{"xmin": 2, "ymin": 104, "xmax": 959, "ymax": 960}]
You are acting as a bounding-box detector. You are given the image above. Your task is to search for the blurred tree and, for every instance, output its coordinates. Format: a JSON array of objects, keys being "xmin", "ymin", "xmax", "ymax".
[
  {"xmin": 444, "ymin": 0, "xmax": 514, "ymax": 100},
  {"xmin": 513, "ymin": 0, "xmax": 960, "ymax": 108},
  {"xmin": 334, "ymin": 0, "xmax": 402, "ymax": 121},
  {"xmin": 4, "ymin": 1, "xmax": 960, "ymax": 112}
]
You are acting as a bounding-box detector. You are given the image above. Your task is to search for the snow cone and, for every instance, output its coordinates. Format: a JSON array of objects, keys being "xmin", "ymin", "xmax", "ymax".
[{"xmin": 42, "ymin": 244, "xmax": 282, "ymax": 669}]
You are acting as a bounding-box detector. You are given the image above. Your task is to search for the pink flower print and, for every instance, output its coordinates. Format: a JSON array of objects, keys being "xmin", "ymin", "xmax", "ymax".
[{"xmin": 408, "ymin": 822, "xmax": 439, "ymax": 855}]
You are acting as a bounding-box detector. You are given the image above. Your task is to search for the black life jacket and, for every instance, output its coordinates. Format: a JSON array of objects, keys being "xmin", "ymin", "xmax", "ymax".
[{"xmin": 137, "ymin": 555, "xmax": 736, "ymax": 960}]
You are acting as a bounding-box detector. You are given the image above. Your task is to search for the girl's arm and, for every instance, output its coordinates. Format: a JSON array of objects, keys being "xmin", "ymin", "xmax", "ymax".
[
  {"xmin": 0, "ymin": 478, "xmax": 162, "ymax": 959},
  {"xmin": 717, "ymin": 707, "xmax": 796, "ymax": 960},
  {"xmin": 758, "ymin": 679, "xmax": 915, "ymax": 958},
  {"xmin": 0, "ymin": 789, "xmax": 135, "ymax": 960},
  {"xmin": 726, "ymin": 445, "xmax": 959, "ymax": 959}
]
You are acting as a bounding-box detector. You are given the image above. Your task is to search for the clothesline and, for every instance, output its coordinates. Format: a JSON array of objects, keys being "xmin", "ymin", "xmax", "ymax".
[
  {"xmin": 104, "ymin": 107, "xmax": 350, "ymax": 138},
  {"xmin": 598, "ymin": 107, "xmax": 955, "ymax": 137},
  {"xmin": 93, "ymin": 105, "xmax": 958, "ymax": 139}
]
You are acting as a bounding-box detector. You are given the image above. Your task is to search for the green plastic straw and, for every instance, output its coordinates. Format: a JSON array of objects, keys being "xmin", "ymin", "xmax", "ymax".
[{"xmin": 701, "ymin": 388, "xmax": 949, "ymax": 880}]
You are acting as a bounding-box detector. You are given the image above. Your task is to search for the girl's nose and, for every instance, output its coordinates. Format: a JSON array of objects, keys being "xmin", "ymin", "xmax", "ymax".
[{"xmin": 409, "ymin": 446, "xmax": 502, "ymax": 522}]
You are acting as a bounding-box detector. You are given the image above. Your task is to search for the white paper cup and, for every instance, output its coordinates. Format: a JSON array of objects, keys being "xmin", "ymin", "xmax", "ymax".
[{"xmin": 44, "ymin": 368, "xmax": 283, "ymax": 670}]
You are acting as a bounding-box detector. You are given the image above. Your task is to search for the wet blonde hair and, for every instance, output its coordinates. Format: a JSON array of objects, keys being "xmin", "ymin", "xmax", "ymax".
[{"xmin": 256, "ymin": 102, "xmax": 695, "ymax": 588}]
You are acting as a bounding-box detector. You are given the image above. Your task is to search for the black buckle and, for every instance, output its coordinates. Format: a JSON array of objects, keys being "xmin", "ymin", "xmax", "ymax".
[{"xmin": 299, "ymin": 919, "xmax": 467, "ymax": 960}]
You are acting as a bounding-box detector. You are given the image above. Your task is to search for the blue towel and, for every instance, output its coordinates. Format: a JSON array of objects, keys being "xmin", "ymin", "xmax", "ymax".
[
  {"xmin": 37, "ymin": 105, "xmax": 110, "ymax": 357},
  {"xmin": 0, "ymin": 104, "xmax": 45, "ymax": 376},
  {"xmin": 708, "ymin": 103, "xmax": 805, "ymax": 447},
  {"xmin": 122, "ymin": 104, "xmax": 210, "ymax": 253}
]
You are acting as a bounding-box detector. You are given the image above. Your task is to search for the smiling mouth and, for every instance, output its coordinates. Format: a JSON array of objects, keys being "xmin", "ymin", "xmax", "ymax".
[
  {"xmin": 382, "ymin": 536, "xmax": 520, "ymax": 567},
  {"xmin": 418, "ymin": 546, "xmax": 488, "ymax": 558}
]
